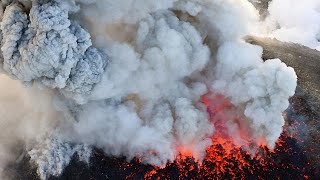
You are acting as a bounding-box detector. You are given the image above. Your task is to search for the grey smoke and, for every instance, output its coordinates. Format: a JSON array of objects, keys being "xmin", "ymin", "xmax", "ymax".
[{"xmin": 0, "ymin": 0, "xmax": 106, "ymax": 103}]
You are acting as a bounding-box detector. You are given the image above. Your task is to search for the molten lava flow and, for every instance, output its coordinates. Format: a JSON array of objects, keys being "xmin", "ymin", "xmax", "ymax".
[{"xmin": 197, "ymin": 93, "xmax": 269, "ymax": 178}]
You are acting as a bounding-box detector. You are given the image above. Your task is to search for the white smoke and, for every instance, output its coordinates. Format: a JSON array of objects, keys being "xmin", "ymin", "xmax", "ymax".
[
  {"xmin": 0, "ymin": 0, "xmax": 298, "ymax": 179},
  {"xmin": 264, "ymin": 0, "xmax": 320, "ymax": 50},
  {"xmin": 213, "ymin": 42, "xmax": 296, "ymax": 148},
  {"xmin": 80, "ymin": 0, "xmax": 177, "ymax": 23}
]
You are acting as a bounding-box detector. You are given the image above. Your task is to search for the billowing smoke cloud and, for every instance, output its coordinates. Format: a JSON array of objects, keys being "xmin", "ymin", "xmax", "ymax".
[
  {"xmin": 263, "ymin": 0, "xmax": 320, "ymax": 50},
  {"xmin": 213, "ymin": 42, "xmax": 296, "ymax": 148},
  {"xmin": 0, "ymin": 0, "xmax": 298, "ymax": 179},
  {"xmin": 0, "ymin": 0, "xmax": 106, "ymax": 103}
]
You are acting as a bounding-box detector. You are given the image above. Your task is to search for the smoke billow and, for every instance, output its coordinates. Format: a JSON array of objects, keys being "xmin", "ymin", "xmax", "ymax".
[
  {"xmin": 0, "ymin": 0, "xmax": 298, "ymax": 179},
  {"xmin": 263, "ymin": 0, "xmax": 320, "ymax": 50}
]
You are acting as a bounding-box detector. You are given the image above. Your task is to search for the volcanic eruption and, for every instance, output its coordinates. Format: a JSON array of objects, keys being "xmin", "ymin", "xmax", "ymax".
[{"xmin": 0, "ymin": 0, "xmax": 318, "ymax": 179}]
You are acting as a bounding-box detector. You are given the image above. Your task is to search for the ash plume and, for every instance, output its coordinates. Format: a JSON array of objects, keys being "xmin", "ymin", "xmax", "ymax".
[{"xmin": 0, "ymin": 0, "xmax": 298, "ymax": 179}]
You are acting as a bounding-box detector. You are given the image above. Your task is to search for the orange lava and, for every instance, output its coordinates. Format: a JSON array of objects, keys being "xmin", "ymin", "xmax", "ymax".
[{"xmin": 140, "ymin": 92, "xmax": 310, "ymax": 179}]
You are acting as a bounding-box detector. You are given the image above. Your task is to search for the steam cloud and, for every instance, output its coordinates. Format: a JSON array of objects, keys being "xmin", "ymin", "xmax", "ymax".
[
  {"xmin": 263, "ymin": 0, "xmax": 320, "ymax": 50},
  {"xmin": 0, "ymin": 0, "xmax": 299, "ymax": 179}
]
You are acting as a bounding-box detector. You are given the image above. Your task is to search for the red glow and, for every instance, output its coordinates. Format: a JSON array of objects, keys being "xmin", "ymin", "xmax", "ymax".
[
  {"xmin": 177, "ymin": 146, "xmax": 194, "ymax": 158},
  {"xmin": 140, "ymin": 92, "xmax": 310, "ymax": 179},
  {"xmin": 201, "ymin": 92, "xmax": 267, "ymax": 149},
  {"xmin": 198, "ymin": 92, "xmax": 268, "ymax": 177}
]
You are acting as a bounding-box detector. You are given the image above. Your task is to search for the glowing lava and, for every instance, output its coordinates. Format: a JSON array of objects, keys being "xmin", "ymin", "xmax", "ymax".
[{"xmin": 141, "ymin": 92, "xmax": 314, "ymax": 179}]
